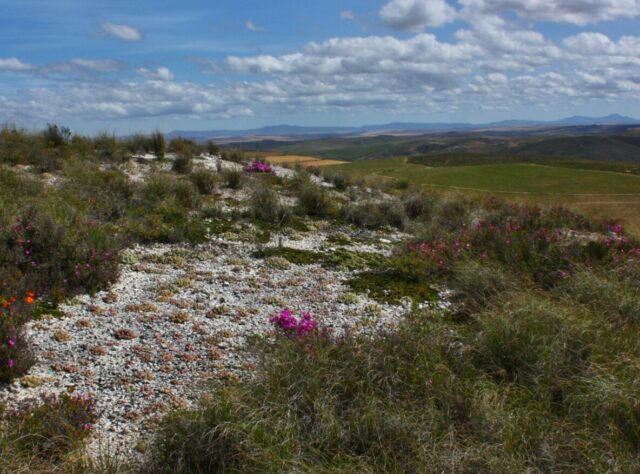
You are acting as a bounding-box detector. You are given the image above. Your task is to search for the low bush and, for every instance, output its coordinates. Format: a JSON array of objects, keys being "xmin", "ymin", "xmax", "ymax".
[
  {"xmin": 296, "ymin": 183, "xmax": 339, "ymax": 218},
  {"xmin": 146, "ymin": 295, "xmax": 640, "ymax": 472},
  {"xmin": 473, "ymin": 295, "xmax": 592, "ymax": 385},
  {"xmin": 128, "ymin": 176, "xmax": 204, "ymax": 243},
  {"xmin": 189, "ymin": 169, "xmax": 219, "ymax": 195},
  {"xmin": 448, "ymin": 259, "xmax": 516, "ymax": 314},
  {"xmin": 93, "ymin": 132, "xmax": 128, "ymax": 163},
  {"xmin": 172, "ymin": 153, "xmax": 193, "ymax": 175},
  {"xmin": 343, "ymin": 199, "xmax": 405, "ymax": 229},
  {"xmin": 249, "ymin": 185, "xmax": 291, "ymax": 226},
  {"xmin": 5, "ymin": 393, "xmax": 97, "ymax": 462},
  {"xmin": 0, "ymin": 207, "xmax": 121, "ymax": 303},
  {"xmin": 0, "ymin": 288, "xmax": 36, "ymax": 383},
  {"xmin": 223, "ymin": 169, "xmax": 243, "ymax": 189},
  {"xmin": 403, "ymin": 192, "xmax": 438, "ymax": 220},
  {"xmin": 556, "ymin": 265, "xmax": 640, "ymax": 324}
]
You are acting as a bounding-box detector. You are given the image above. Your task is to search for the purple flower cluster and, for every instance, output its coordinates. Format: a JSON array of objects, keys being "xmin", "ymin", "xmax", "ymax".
[
  {"xmin": 244, "ymin": 160, "xmax": 274, "ymax": 173},
  {"xmin": 270, "ymin": 308, "xmax": 318, "ymax": 337}
]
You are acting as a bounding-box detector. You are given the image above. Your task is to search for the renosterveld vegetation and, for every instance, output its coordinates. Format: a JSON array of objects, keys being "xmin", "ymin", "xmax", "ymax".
[{"xmin": 2, "ymin": 123, "xmax": 640, "ymax": 472}]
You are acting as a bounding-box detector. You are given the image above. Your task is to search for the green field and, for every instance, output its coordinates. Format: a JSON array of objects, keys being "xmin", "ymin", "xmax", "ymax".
[{"xmin": 327, "ymin": 158, "xmax": 640, "ymax": 236}]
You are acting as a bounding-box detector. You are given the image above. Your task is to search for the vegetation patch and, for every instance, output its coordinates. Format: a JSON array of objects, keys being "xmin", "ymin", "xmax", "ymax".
[
  {"xmin": 347, "ymin": 271, "xmax": 436, "ymax": 304},
  {"xmin": 321, "ymin": 248, "xmax": 384, "ymax": 271},
  {"xmin": 252, "ymin": 247, "xmax": 323, "ymax": 265}
]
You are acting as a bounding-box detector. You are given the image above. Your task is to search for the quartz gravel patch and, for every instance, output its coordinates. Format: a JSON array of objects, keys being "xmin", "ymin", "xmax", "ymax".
[{"xmin": 1, "ymin": 238, "xmax": 408, "ymax": 458}]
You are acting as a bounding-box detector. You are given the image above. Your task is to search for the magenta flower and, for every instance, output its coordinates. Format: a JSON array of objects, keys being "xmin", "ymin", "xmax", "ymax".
[
  {"xmin": 7, "ymin": 337, "xmax": 16, "ymax": 348},
  {"xmin": 244, "ymin": 160, "xmax": 274, "ymax": 173},
  {"xmin": 7, "ymin": 359, "xmax": 14, "ymax": 369},
  {"xmin": 270, "ymin": 308, "xmax": 318, "ymax": 338}
]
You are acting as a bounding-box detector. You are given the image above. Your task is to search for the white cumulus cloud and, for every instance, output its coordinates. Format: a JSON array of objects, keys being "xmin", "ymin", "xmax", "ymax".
[
  {"xmin": 340, "ymin": 10, "xmax": 356, "ymax": 20},
  {"xmin": 137, "ymin": 67, "xmax": 175, "ymax": 81},
  {"xmin": 380, "ymin": 0, "xmax": 457, "ymax": 31},
  {"xmin": 100, "ymin": 22, "xmax": 143, "ymax": 41},
  {"xmin": 0, "ymin": 57, "xmax": 35, "ymax": 71},
  {"xmin": 459, "ymin": 0, "xmax": 640, "ymax": 25},
  {"xmin": 245, "ymin": 20, "xmax": 265, "ymax": 32}
]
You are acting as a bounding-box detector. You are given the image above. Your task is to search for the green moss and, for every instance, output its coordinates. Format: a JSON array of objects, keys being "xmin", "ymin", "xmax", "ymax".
[
  {"xmin": 253, "ymin": 246, "xmax": 384, "ymax": 271},
  {"xmin": 32, "ymin": 300, "xmax": 64, "ymax": 319},
  {"xmin": 326, "ymin": 232, "xmax": 351, "ymax": 245},
  {"xmin": 348, "ymin": 271, "xmax": 436, "ymax": 304},
  {"xmin": 207, "ymin": 218, "xmax": 237, "ymax": 235},
  {"xmin": 286, "ymin": 216, "xmax": 311, "ymax": 232},
  {"xmin": 321, "ymin": 248, "xmax": 384, "ymax": 271},
  {"xmin": 252, "ymin": 247, "xmax": 323, "ymax": 265}
]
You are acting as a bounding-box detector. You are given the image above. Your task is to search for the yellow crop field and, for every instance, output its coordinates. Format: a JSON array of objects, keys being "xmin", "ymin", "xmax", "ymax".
[
  {"xmin": 264, "ymin": 155, "xmax": 347, "ymax": 167},
  {"xmin": 264, "ymin": 155, "xmax": 318, "ymax": 164}
]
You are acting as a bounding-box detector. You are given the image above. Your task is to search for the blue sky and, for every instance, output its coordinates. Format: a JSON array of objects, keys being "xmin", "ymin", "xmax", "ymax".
[{"xmin": 1, "ymin": 0, "xmax": 639, "ymax": 133}]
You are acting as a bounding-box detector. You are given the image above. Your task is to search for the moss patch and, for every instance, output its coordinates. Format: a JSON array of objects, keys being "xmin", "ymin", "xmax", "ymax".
[
  {"xmin": 321, "ymin": 248, "xmax": 384, "ymax": 271},
  {"xmin": 253, "ymin": 246, "xmax": 384, "ymax": 270},
  {"xmin": 252, "ymin": 247, "xmax": 323, "ymax": 265},
  {"xmin": 347, "ymin": 271, "xmax": 436, "ymax": 305},
  {"xmin": 207, "ymin": 218, "xmax": 238, "ymax": 235}
]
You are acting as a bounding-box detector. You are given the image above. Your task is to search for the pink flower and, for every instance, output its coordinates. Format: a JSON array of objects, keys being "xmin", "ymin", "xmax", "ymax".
[
  {"xmin": 7, "ymin": 359, "xmax": 14, "ymax": 369},
  {"xmin": 7, "ymin": 337, "xmax": 16, "ymax": 348},
  {"xmin": 270, "ymin": 308, "xmax": 318, "ymax": 338}
]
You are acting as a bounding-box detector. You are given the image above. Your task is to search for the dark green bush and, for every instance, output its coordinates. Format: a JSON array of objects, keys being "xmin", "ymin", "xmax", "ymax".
[
  {"xmin": 189, "ymin": 169, "xmax": 219, "ymax": 195},
  {"xmin": 296, "ymin": 183, "xmax": 339, "ymax": 218},
  {"xmin": 0, "ymin": 287, "xmax": 35, "ymax": 383},
  {"xmin": 93, "ymin": 132, "xmax": 127, "ymax": 163},
  {"xmin": 403, "ymin": 192, "xmax": 438, "ymax": 220},
  {"xmin": 343, "ymin": 199, "xmax": 405, "ymax": 229},
  {"xmin": 7, "ymin": 393, "xmax": 97, "ymax": 461},
  {"xmin": 172, "ymin": 154, "xmax": 193, "ymax": 174},
  {"xmin": 473, "ymin": 296, "xmax": 592, "ymax": 385},
  {"xmin": 249, "ymin": 185, "xmax": 291, "ymax": 225},
  {"xmin": 0, "ymin": 207, "xmax": 121, "ymax": 302},
  {"xmin": 223, "ymin": 169, "xmax": 243, "ymax": 189},
  {"xmin": 151, "ymin": 130, "xmax": 166, "ymax": 159},
  {"xmin": 206, "ymin": 141, "xmax": 220, "ymax": 155}
]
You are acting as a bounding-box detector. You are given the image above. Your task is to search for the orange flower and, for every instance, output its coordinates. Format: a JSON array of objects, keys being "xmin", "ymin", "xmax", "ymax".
[{"xmin": 24, "ymin": 292, "xmax": 35, "ymax": 305}]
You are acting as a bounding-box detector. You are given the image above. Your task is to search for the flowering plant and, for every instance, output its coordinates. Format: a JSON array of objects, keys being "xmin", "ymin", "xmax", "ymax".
[
  {"xmin": 270, "ymin": 308, "xmax": 318, "ymax": 337},
  {"xmin": 244, "ymin": 160, "xmax": 274, "ymax": 173},
  {"xmin": 0, "ymin": 289, "xmax": 36, "ymax": 382}
]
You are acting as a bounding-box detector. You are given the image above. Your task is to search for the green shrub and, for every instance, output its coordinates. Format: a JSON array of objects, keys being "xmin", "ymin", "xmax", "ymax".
[
  {"xmin": 448, "ymin": 259, "xmax": 516, "ymax": 314},
  {"xmin": 172, "ymin": 153, "xmax": 193, "ymax": 174},
  {"xmin": 403, "ymin": 192, "xmax": 437, "ymax": 220},
  {"xmin": 556, "ymin": 266, "xmax": 640, "ymax": 324},
  {"xmin": 58, "ymin": 165, "xmax": 133, "ymax": 221},
  {"xmin": 296, "ymin": 183, "xmax": 339, "ymax": 218},
  {"xmin": 473, "ymin": 296, "xmax": 592, "ymax": 385},
  {"xmin": 0, "ymin": 126, "xmax": 44, "ymax": 166},
  {"xmin": 223, "ymin": 169, "xmax": 243, "ymax": 189},
  {"xmin": 129, "ymin": 175, "xmax": 203, "ymax": 243},
  {"xmin": 343, "ymin": 199, "xmax": 405, "ymax": 229},
  {"xmin": 0, "ymin": 289, "xmax": 35, "ymax": 383},
  {"xmin": 0, "ymin": 207, "xmax": 121, "ymax": 303},
  {"xmin": 93, "ymin": 132, "xmax": 127, "ymax": 163},
  {"xmin": 189, "ymin": 169, "xmax": 219, "ymax": 195},
  {"xmin": 249, "ymin": 185, "xmax": 291, "ymax": 225},
  {"xmin": 206, "ymin": 141, "xmax": 220, "ymax": 155},
  {"xmin": 151, "ymin": 130, "xmax": 166, "ymax": 160},
  {"xmin": 433, "ymin": 197, "xmax": 471, "ymax": 232},
  {"xmin": 7, "ymin": 393, "xmax": 97, "ymax": 461},
  {"xmin": 169, "ymin": 137, "xmax": 201, "ymax": 157}
]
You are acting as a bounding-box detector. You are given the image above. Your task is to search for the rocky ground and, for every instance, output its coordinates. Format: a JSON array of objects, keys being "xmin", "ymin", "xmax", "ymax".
[{"xmin": 0, "ymin": 156, "xmax": 430, "ymax": 460}]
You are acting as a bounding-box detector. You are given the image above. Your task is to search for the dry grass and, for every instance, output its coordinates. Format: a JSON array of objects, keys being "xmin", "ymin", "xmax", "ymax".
[{"xmin": 263, "ymin": 155, "xmax": 347, "ymax": 168}]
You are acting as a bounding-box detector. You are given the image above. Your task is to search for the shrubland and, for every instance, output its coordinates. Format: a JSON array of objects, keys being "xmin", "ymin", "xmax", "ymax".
[{"xmin": 2, "ymin": 125, "xmax": 640, "ymax": 472}]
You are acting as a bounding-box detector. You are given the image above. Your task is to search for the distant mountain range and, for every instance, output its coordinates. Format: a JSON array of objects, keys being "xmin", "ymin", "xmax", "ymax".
[{"xmin": 167, "ymin": 114, "xmax": 640, "ymax": 142}]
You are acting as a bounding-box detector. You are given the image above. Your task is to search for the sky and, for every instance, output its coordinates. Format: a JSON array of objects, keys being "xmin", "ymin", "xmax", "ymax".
[{"xmin": 1, "ymin": 0, "xmax": 639, "ymax": 134}]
